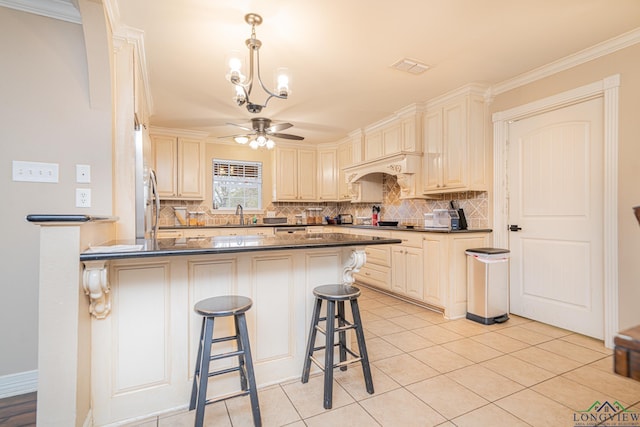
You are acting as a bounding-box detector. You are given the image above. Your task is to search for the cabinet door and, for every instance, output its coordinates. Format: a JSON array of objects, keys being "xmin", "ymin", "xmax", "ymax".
[
  {"xmin": 390, "ymin": 246, "xmax": 407, "ymax": 295},
  {"xmin": 317, "ymin": 149, "xmax": 338, "ymax": 201},
  {"xmin": 153, "ymin": 135, "xmax": 177, "ymax": 197},
  {"xmin": 402, "ymin": 117, "xmax": 418, "ymax": 153},
  {"xmin": 422, "ymin": 109, "xmax": 443, "ymax": 192},
  {"xmin": 337, "ymin": 142, "xmax": 352, "ymax": 200},
  {"xmin": 177, "ymin": 138, "xmax": 204, "ymax": 199},
  {"xmin": 405, "ymin": 247, "xmax": 424, "ymax": 300},
  {"xmin": 442, "ymin": 99, "xmax": 468, "ymax": 190},
  {"xmin": 364, "ymin": 131, "xmax": 383, "ymax": 161},
  {"xmin": 297, "ymin": 149, "xmax": 317, "ymax": 200},
  {"xmin": 423, "ymin": 235, "xmax": 446, "ymax": 307},
  {"xmin": 273, "ymin": 147, "xmax": 297, "ymax": 200},
  {"xmin": 382, "ymin": 124, "xmax": 401, "ymax": 156}
]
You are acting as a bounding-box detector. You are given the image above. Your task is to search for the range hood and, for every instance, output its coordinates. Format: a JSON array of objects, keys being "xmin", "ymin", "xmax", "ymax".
[{"xmin": 343, "ymin": 153, "xmax": 422, "ymax": 198}]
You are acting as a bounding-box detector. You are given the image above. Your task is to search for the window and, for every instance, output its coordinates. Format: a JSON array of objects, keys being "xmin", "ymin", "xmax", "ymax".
[{"xmin": 213, "ymin": 159, "xmax": 262, "ymax": 210}]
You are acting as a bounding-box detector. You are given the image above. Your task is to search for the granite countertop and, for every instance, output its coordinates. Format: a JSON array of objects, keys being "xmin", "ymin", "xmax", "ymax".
[
  {"xmin": 80, "ymin": 232, "xmax": 402, "ymax": 261},
  {"xmin": 160, "ymin": 223, "xmax": 492, "ymax": 234}
]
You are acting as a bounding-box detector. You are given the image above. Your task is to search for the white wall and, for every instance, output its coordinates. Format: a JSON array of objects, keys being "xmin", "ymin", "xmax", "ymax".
[{"xmin": 0, "ymin": 7, "xmax": 112, "ymax": 378}]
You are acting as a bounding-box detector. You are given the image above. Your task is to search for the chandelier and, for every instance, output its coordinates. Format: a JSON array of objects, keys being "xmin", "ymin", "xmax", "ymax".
[{"xmin": 226, "ymin": 13, "xmax": 290, "ymax": 114}]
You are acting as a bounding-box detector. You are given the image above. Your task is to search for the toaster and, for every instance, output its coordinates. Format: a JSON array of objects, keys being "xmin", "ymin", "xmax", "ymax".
[{"xmin": 338, "ymin": 214, "xmax": 353, "ymax": 224}]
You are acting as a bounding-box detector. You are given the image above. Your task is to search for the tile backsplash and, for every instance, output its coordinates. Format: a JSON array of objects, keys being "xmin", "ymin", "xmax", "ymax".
[{"xmin": 159, "ymin": 174, "xmax": 489, "ymax": 229}]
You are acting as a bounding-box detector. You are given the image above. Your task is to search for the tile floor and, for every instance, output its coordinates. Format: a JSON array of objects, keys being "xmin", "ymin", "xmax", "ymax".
[{"xmin": 128, "ymin": 286, "xmax": 640, "ymax": 427}]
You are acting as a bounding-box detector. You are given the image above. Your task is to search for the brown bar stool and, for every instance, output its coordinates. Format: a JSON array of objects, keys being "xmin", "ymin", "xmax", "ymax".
[
  {"xmin": 189, "ymin": 295, "xmax": 261, "ymax": 427},
  {"xmin": 301, "ymin": 284, "xmax": 374, "ymax": 409}
]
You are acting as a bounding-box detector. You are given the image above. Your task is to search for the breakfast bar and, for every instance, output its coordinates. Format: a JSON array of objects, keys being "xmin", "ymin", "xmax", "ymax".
[{"xmin": 29, "ymin": 215, "xmax": 401, "ymax": 426}]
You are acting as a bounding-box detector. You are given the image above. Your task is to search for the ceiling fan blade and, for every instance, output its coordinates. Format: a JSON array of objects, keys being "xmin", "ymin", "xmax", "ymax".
[
  {"xmin": 226, "ymin": 122, "xmax": 253, "ymax": 132},
  {"xmin": 217, "ymin": 133, "xmax": 251, "ymax": 139},
  {"xmin": 267, "ymin": 122, "xmax": 293, "ymax": 133},
  {"xmin": 270, "ymin": 132, "xmax": 304, "ymax": 141}
]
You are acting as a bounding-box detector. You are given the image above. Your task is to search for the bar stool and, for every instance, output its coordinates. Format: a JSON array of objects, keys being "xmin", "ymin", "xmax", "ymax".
[
  {"xmin": 301, "ymin": 284, "xmax": 374, "ymax": 409},
  {"xmin": 189, "ymin": 295, "xmax": 261, "ymax": 427}
]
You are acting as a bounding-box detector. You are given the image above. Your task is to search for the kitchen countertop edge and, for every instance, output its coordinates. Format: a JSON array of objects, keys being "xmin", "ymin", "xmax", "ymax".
[
  {"xmin": 160, "ymin": 224, "xmax": 492, "ymax": 234},
  {"xmin": 80, "ymin": 233, "xmax": 402, "ymax": 262}
]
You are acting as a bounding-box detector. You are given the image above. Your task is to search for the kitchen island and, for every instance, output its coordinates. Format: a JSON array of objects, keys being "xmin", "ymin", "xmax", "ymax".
[{"xmin": 29, "ymin": 215, "xmax": 401, "ymax": 427}]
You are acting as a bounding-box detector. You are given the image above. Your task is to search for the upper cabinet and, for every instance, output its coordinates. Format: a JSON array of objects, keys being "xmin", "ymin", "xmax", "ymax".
[
  {"xmin": 422, "ymin": 86, "xmax": 489, "ymax": 195},
  {"xmin": 317, "ymin": 148, "xmax": 338, "ymax": 201},
  {"xmin": 273, "ymin": 146, "xmax": 317, "ymax": 201},
  {"xmin": 152, "ymin": 133, "xmax": 205, "ymax": 200},
  {"xmin": 363, "ymin": 106, "xmax": 422, "ymax": 162},
  {"xmin": 336, "ymin": 140, "xmax": 353, "ymax": 201}
]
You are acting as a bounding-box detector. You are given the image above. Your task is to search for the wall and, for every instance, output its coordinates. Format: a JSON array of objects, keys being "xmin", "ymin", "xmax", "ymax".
[
  {"xmin": 488, "ymin": 43, "xmax": 640, "ymax": 331},
  {"xmin": 0, "ymin": 6, "xmax": 112, "ymax": 381}
]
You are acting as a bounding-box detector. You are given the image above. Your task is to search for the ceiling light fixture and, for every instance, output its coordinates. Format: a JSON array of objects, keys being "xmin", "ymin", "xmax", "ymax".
[{"xmin": 226, "ymin": 13, "xmax": 290, "ymax": 114}]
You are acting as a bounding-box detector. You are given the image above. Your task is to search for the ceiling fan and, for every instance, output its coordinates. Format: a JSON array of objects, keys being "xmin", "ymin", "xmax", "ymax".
[{"xmin": 220, "ymin": 117, "xmax": 304, "ymax": 149}]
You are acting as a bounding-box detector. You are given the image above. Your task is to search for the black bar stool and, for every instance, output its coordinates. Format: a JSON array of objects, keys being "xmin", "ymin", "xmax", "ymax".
[
  {"xmin": 189, "ymin": 295, "xmax": 261, "ymax": 427},
  {"xmin": 301, "ymin": 284, "xmax": 374, "ymax": 409}
]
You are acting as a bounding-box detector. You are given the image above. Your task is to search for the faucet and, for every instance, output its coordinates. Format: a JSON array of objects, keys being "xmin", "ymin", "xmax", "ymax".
[{"xmin": 235, "ymin": 204, "xmax": 244, "ymax": 225}]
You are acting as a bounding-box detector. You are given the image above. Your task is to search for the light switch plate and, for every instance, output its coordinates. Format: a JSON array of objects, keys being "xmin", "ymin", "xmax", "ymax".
[{"xmin": 12, "ymin": 160, "xmax": 59, "ymax": 183}]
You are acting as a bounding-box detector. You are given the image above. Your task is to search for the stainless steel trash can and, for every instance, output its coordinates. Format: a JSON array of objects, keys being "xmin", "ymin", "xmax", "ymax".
[{"xmin": 465, "ymin": 248, "xmax": 510, "ymax": 325}]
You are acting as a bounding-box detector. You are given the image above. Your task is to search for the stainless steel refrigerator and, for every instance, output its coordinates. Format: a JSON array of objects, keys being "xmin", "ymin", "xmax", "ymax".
[{"xmin": 135, "ymin": 127, "xmax": 159, "ymax": 239}]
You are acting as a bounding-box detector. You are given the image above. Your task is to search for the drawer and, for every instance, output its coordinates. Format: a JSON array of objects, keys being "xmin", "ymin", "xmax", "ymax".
[
  {"xmin": 391, "ymin": 231, "xmax": 423, "ymax": 248},
  {"xmin": 182, "ymin": 228, "xmax": 219, "ymax": 238},
  {"xmin": 355, "ymin": 264, "xmax": 390, "ymax": 290},
  {"xmin": 349, "ymin": 228, "xmax": 392, "ymax": 238},
  {"xmin": 250, "ymin": 227, "xmax": 275, "ymax": 237},
  {"xmin": 364, "ymin": 245, "xmax": 391, "ymax": 266},
  {"xmin": 157, "ymin": 230, "xmax": 184, "ymax": 239}
]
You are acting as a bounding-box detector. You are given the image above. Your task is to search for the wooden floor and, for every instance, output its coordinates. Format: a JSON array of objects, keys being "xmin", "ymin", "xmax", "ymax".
[{"xmin": 0, "ymin": 392, "xmax": 36, "ymax": 427}]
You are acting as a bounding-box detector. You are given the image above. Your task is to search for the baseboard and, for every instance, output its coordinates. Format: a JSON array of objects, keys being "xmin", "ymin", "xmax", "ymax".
[{"xmin": 0, "ymin": 370, "xmax": 38, "ymax": 399}]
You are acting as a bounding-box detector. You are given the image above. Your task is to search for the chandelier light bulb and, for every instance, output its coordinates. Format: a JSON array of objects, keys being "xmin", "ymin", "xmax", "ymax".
[
  {"xmin": 266, "ymin": 139, "xmax": 275, "ymax": 150},
  {"xmin": 249, "ymin": 139, "xmax": 259, "ymax": 150},
  {"xmin": 276, "ymin": 68, "xmax": 290, "ymax": 97},
  {"xmin": 234, "ymin": 136, "xmax": 249, "ymax": 144}
]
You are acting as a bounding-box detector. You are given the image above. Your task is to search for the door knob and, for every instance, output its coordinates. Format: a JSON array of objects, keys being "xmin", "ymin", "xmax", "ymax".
[{"xmin": 509, "ymin": 224, "xmax": 522, "ymax": 232}]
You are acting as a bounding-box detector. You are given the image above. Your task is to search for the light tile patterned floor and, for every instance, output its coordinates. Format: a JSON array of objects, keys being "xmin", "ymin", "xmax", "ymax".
[{"xmin": 127, "ymin": 286, "xmax": 640, "ymax": 427}]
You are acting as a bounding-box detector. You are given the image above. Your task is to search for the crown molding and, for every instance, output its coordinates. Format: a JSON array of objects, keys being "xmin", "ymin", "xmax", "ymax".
[
  {"xmin": 492, "ymin": 27, "xmax": 640, "ymax": 95},
  {"xmin": 0, "ymin": 0, "xmax": 80, "ymax": 24}
]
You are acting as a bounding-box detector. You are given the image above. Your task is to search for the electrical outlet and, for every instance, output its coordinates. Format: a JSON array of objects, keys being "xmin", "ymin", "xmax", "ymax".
[
  {"xmin": 76, "ymin": 164, "xmax": 91, "ymax": 183},
  {"xmin": 12, "ymin": 160, "xmax": 59, "ymax": 183},
  {"xmin": 76, "ymin": 188, "xmax": 91, "ymax": 208}
]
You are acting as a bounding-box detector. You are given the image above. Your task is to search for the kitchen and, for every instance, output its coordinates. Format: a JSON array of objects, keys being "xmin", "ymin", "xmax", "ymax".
[{"xmin": 2, "ymin": 1, "xmax": 640, "ymax": 426}]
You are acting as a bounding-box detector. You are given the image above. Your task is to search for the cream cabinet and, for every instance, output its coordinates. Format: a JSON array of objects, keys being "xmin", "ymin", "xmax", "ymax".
[
  {"xmin": 362, "ymin": 109, "xmax": 421, "ymax": 162},
  {"xmin": 352, "ymin": 228, "xmax": 392, "ymax": 291},
  {"xmin": 337, "ymin": 141, "xmax": 352, "ymax": 201},
  {"xmin": 152, "ymin": 135, "xmax": 204, "ymax": 200},
  {"xmin": 422, "ymin": 234, "xmax": 447, "ymax": 308},
  {"xmin": 422, "ymin": 89, "xmax": 488, "ymax": 195},
  {"xmin": 273, "ymin": 146, "xmax": 317, "ymax": 201},
  {"xmin": 390, "ymin": 231, "xmax": 424, "ymax": 300},
  {"xmin": 422, "ymin": 232, "xmax": 490, "ymax": 318},
  {"xmin": 317, "ymin": 148, "xmax": 338, "ymax": 201}
]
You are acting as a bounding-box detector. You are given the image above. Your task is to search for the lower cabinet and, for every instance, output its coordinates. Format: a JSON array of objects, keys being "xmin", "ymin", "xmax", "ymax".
[
  {"xmin": 390, "ymin": 231, "xmax": 424, "ymax": 300},
  {"xmin": 352, "ymin": 228, "xmax": 392, "ymax": 290},
  {"xmin": 350, "ymin": 227, "xmax": 491, "ymax": 319},
  {"xmin": 423, "ymin": 232, "xmax": 490, "ymax": 318}
]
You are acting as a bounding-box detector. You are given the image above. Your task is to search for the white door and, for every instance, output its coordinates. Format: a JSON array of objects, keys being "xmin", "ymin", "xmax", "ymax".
[{"xmin": 508, "ymin": 97, "xmax": 604, "ymax": 339}]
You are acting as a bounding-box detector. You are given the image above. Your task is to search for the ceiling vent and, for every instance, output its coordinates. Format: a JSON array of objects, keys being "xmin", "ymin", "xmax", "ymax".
[{"xmin": 391, "ymin": 58, "xmax": 430, "ymax": 74}]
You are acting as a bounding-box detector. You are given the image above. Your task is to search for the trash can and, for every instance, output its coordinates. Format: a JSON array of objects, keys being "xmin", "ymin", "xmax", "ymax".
[{"xmin": 465, "ymin": 248, "xmax": 510, "ymax": 325}]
